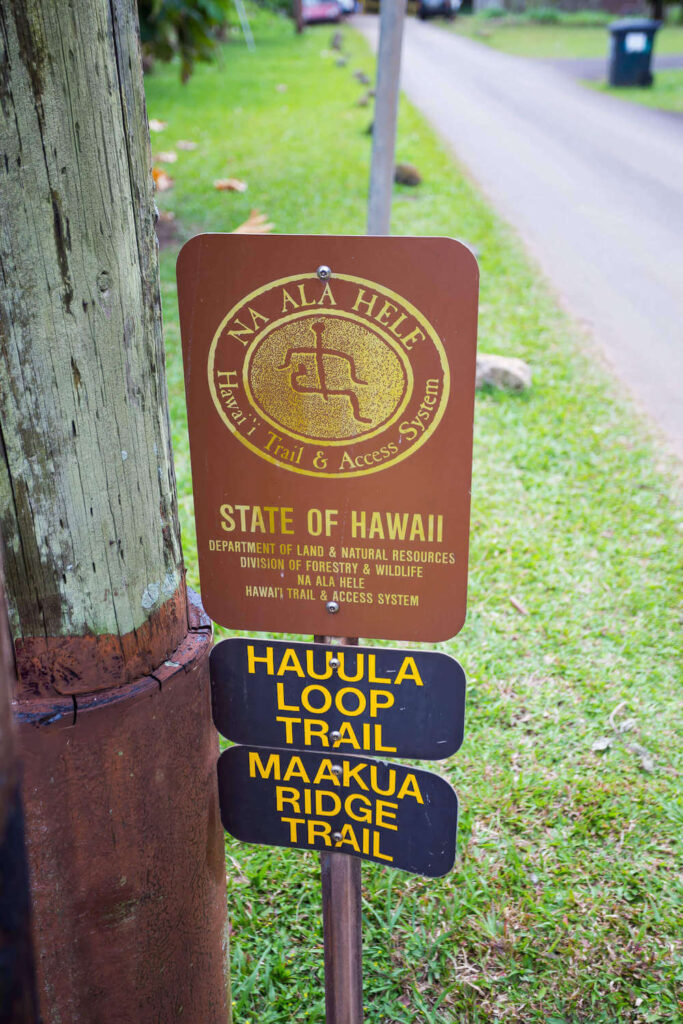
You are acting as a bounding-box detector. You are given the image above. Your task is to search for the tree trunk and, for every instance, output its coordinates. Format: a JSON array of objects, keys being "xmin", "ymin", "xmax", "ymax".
[{"xmin": 0, "ymin": 3, "xmax": 229, "ymax": 1021}]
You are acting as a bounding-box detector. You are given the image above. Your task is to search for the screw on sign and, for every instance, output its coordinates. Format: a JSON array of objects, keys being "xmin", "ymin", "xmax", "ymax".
[{"xmin": 177, "ymin": 234, "xmax": 478, "ymax": 1024}]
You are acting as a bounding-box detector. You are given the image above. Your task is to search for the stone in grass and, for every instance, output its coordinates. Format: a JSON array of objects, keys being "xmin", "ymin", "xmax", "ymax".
[
  {"xmin": 357, "ymin": 91, "xmax": 371, "ymax": 107},
  {"xmin": 331, "ymin": 31, "xmax": 343, "ymax": 50},
  {"xmin": 336, "ymin": 57, "xmax": 348, "ymax": 68},
  {"xmin": 354, "ymin": 69, "xmax": 371, "ymax": 85},
  {"xmin": 476, "ymin": 353, "xmax": 532, "ymax": 392},
  {"xmin": 394, "ymin": 163, "xmax": 422, "ymax": 186}
]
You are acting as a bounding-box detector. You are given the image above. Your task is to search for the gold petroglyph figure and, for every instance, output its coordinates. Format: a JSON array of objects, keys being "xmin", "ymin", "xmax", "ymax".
[{"xmin": 278, "ymin": 320, "xmax": 372, "ymax": 426}]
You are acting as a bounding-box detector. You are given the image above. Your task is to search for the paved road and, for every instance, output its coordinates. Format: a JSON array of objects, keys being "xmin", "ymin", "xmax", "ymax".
[{"xmin": 356, "ymin": 17, "xmax": 683, "ymax": 458}]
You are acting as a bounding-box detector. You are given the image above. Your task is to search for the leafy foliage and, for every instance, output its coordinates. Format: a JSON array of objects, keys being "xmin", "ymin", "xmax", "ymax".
[{"xmin": 138, "ymin": 0, "xmax": 232, "ymax": 82}]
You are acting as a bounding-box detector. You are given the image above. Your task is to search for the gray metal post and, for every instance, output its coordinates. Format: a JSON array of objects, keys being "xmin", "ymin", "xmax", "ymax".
[{"xmin": 367, "ymin": 0, "xmax": 407, "ymax": 235}]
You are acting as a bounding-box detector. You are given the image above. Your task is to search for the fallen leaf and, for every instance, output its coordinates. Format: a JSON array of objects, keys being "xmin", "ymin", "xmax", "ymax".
[
  {"xmin": 176, "ymin": 139, "xmax": 198, "ymax": 151},
  {"xmin": 149, "ymin": 118, "xmax": 167, "ymax": 132},
  {"xmin": 227, "ymin": 854, "xmax": 249, "ymax": 885},
  {"xmin": 152, "ymin": 167, "xmax": 174, "ymax": 191},
  {"xmin": 608, "ymin": 700, "xmax": 627, "ymax": 731},
  {"xmin": 592, "ymin": 736, "xmax": 612, "ymax": 752},
  {"xmin": 623, "ymin": 741, "xmax": 655, "ymax": 773},
  {"xmin": 231, "ymin": 209, "xmax": 274, "ymax": 234},
  {"xmin": 214, "ymin": 178, "xmax": 248, "ymax": 192},
  {"xmin": 509, "ymin": 595, "xmax": 529, "ymax": 616},
  {"xmin": 155, "ymin": 150, "xmax": 177, "ymax": 164}
]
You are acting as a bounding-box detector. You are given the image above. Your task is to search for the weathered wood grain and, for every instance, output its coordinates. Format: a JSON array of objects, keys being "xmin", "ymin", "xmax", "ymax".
[{"xmin": 0, "ymin": 0, "xmax": 184, "ymax": 659}]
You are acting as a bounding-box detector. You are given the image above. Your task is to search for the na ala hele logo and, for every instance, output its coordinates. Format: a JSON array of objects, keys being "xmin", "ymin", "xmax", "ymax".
[{"xmin": 208, "ymin": 272, "xmax": 450, "ymax": 478}]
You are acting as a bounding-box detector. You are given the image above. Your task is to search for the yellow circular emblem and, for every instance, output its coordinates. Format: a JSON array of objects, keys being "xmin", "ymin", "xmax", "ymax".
[{"xmin": 208, "ymin": 273, "xmax": 449, "ymax": 477}]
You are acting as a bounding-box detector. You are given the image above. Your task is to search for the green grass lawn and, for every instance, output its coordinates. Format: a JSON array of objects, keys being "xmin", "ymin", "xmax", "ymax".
[
  {"xmin": 591, "ymin": 68, "xmax": 683, "ymax": 112},
  {"xmin": 146, "ymin": 10, "xmax": 683, "ymax": 1022},
  {"xmin": 453, "ymin": 12, "xmax": 683, "ymax": 59}
]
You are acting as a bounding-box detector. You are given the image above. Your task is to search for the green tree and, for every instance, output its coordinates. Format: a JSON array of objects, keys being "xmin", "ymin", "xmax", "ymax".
[{"xmin": 139, "ymin": 0, "xmax": 231, "ymax": 81}]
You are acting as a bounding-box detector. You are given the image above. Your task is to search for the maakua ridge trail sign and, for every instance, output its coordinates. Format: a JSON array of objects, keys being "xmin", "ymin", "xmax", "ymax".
[
  {"xmin": 210, "ymin": 638, "xmax": 466, "ymax": 760},
  {"xmin": 178, "ymin": 234, "xmax": 478, "ymax": 642},
  {"xmin": 217, "ymin": 745, "xmax": 458, "ymax": 877}
]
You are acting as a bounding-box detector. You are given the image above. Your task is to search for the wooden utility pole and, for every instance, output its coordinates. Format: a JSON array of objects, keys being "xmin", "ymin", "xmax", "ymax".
[
  {"xmin": 0, "ymin": 3, "xmax": 229, "ymax": 1022},
  {"xmin": 0, "ymin": 541, "xmax": 38, "ymax": 1024}
]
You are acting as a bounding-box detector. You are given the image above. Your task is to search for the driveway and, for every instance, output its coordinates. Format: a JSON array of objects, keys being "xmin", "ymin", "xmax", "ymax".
[
  {"xmin": 547, "ymin": 53, "xmax": 683, "ymax": 81},
  {"xmin": 355, "ymin": 16, "xmax": 683, "ymax": 459}
]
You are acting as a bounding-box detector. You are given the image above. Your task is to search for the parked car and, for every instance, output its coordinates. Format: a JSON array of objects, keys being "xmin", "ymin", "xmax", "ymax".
[
  {"xmin": 418, "ymin": 0, "xmax": 460, "ymax": 18},
  {"xmin": 302, "ymin": 0, "xmax": 342, "ymax": 23}
]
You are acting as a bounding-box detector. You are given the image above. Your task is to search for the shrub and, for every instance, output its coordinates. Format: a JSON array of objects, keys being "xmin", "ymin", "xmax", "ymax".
[
  {"xmin": 527, "ymin": 5, "xmax": 561, "ymax": 23},
  {"xmin": 479, "ymin": 6, "xmax": 508, "ymax": 18},
  {"xmin": 139, "ymin": 0, "xmax": 232, "ymax": 82}
]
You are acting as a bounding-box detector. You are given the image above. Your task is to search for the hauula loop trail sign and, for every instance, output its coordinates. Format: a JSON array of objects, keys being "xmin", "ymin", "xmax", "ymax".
[
  {"xmin": 210, "ymin": 637, "xmax": 467, "ymax": 761},
  {"xmin": 177, "ymin": 234, "xmax": 479, "ymax": 642}
]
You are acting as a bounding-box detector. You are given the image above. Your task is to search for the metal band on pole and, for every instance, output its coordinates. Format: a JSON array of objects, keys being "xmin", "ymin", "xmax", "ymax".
[
  {"xmin": 316, "ymin": 635, "xmax": 363, "ymax": 1024},
  {"xmin": 367, "ymin": 0, "xmax": 407, "ymax": 235}
]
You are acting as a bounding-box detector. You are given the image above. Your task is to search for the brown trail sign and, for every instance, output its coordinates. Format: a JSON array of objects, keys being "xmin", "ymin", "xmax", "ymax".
[{"xmin": 178, "ymin": 233, "xmax": 478, "ymax": 642}]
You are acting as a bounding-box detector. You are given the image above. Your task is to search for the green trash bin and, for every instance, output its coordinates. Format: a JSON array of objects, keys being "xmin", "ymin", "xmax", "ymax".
[{"xmin": 608, "ymin": 18, "xmax": 660, "ymax": 87}]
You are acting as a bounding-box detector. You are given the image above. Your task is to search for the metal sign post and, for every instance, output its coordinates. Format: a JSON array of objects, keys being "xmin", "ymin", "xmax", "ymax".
[
  {"xmin": 367, "ymin": 0, "xmax": 407, "ymax": 235},
  {"xmin": 318, "ymin": 635, "xmax": 363, "ymax": 1024},
  {"xmin": 321, "ymin": 849, "xmax": 363, "ymax": 1024}
]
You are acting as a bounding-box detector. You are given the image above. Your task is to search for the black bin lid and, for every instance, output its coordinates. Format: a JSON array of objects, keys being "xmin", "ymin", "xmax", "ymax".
[{"xmin": 609, "ymin": 18, "xmax": 661, "ymax": 33}]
